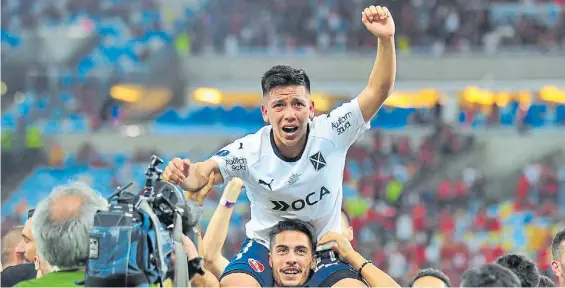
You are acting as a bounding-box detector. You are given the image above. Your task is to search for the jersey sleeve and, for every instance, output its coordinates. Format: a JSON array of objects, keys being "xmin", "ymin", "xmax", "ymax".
[
  {"xmin": 315, "ymin": 97, "xmax": 371, "ymax": 151},
  {"xmin": 210, "ymin": 139, "xmax": 252, "ymax": 183}
]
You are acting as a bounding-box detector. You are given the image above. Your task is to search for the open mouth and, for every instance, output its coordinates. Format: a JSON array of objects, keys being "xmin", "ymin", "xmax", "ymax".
[
  {"xmin": 282, "ymin": 125, "xmax": 299, "ymax": 133},
  {"xmin": 281, "ymin": 267, "xmax": 302, "ymax": 276}
]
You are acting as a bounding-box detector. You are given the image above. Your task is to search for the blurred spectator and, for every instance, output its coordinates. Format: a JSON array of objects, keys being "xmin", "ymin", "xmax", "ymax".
[
  {"xmin": 496, "ymin": 253, "xmax": 541, "ymax": 287},
  {"xmin": 538, "ymin": 275, "xmax": 556, "ymax": 287},
  {"xmin": 409, "ymin": 268, "xmax": 451, "ymax": 288},
  {"xmin": 460, "ymin": 263, "xmax": 522, "ymax": 287},
  {"xmin": 2, "ymin": 226, "xmax": 24, "ymax": 270},
  {"xmin": 48, "ymin": 144, "xmax": 64, "ymax": 168}
]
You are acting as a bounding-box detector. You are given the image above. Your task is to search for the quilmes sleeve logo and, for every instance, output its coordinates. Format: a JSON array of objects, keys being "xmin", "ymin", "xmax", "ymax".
[{"xmin": 215, "ymin": 150, "xmax": 230, "ymax": 157}]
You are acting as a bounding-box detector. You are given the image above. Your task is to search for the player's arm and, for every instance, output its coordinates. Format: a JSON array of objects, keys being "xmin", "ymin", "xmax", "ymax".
[
  {"xmin": 165, "ymin": 138, "xmax": 251, "ymax": 192},
  {"xmin": 319, "ymin": 232, "xmax": 400, "ymax": 288},
  {"xmin": 202, "ymin": 178, "xmax": 244, "ymax": 279},
  {"xmin": 357, "ymin": 5, "xmax": 396, "ymax": 122},
  {"xmin": 164, "ymin": 158, "xmax": 223, "ymax": 192}
]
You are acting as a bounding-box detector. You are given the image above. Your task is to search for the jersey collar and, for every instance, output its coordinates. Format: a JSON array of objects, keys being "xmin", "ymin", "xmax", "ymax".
[{"xmin": 270, "ymin": 125, "xmax": 310, "ymax": 163}]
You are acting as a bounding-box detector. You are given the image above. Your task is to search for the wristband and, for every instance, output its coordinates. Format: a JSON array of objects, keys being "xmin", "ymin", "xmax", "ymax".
[
  {"xmin": 220, "ymin": 199, "xmax": 236, "ymax": 208},
  {"xmin": 358, "ymin": 260, "xmax": 372, "ymax": 277}
]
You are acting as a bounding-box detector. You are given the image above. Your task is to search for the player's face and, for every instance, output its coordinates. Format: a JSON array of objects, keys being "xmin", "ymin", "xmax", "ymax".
[
  {"xmin": 269, "ymin": 231, "xmax": 315, "ymax": 287},
  {"xmin": 262, "ymin": 85, "xmax": 314, "ymax": 149}
]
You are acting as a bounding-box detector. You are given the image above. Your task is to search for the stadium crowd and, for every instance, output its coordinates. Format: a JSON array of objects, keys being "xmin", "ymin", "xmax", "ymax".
[
  {"xmin": 189, "ymin": 0, "xmax": 565, "ymax": 54},
  {"xmin": 2, "ymin": 123, "xmax": 564, "ymax": 286}
]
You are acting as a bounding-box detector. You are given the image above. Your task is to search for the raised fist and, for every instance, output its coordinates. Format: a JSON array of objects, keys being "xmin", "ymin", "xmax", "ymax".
[
  {"xmin": 163, "ymin": 157, "xmax": 191, "ymax": 190},
  {"xmin": 362, "ymin": 5, "xmax": 395, "ymax": 39}
]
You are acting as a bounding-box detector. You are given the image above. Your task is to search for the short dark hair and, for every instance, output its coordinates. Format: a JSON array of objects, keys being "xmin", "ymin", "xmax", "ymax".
[
  {"xmin": 269, "ymin": 219, "xmax": 316, "ymax": 252},
  {"xmin": 538, "ymin": 275, "xmax": 556, "ymax": 287},
  {"xmin": 496, "ymin": 253, "xmax": 540, "ymax": 287},
  {"xmin": 409, "ymin": 268, "xmax": 451, "ymax": 287},
  {"xmin": 460, "ymin": 263, "xmax": 521, "ymax": 287},
  {"xmin": 340, "ymin": 208, "xmax": 351, "ymax": 228},
  {"xmin": 551, "ymin": 227, "xmax": 565, "ymax": 261},
  {"xmin": 261, "ymin": 65, "xmax": 311, "ymax": 96}
]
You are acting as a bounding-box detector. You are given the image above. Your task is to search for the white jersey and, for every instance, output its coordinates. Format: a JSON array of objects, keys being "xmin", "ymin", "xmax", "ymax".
[{"xmin": 211, "ymin": 97, "xmax": 370, "ymax": 247}]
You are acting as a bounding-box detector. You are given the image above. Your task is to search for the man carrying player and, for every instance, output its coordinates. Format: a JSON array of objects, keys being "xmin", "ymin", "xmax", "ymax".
[{"xmin": 164, "ymin": 4, "xmax": 396, "ymax": 287}]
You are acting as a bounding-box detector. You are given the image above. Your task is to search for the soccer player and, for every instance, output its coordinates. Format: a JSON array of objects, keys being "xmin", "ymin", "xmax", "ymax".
[
  {"xmin": 269, "ymin": 219, "xmax": 318, "ymax": 287},
  {"xmin": 202, "ymin": 178, "xmax": 363, "ymax": 286},
  {"xmin": 164, "ymin": 5, "xmax": 396, "ymax": 287}
]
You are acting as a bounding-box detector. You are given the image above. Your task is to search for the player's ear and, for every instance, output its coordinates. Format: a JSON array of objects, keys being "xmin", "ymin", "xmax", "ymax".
[
  {"xmin": 33, "ymin": 256, "xmax": 40, "ymax": 271},
  {"xmin": 309, "ymin": 99, "xmax": 315, "ymax": 119},
  {"xmin": 310, "ymin": 255, "xmax": 316, "ymax": 270},
  {"xmin": 261, "ymin": 102, "xmax": 269, "ymax": 123},
  {"xmin": 269, "ymin": 253, "xmax": 273, "ymax": 268},
  {"xmin": 347, "ymin": 227, "xmax": 354, "ymax": 242},
  {"xmin": 552, "ymin": 260, "xmax": 562, "ymax": 278}
]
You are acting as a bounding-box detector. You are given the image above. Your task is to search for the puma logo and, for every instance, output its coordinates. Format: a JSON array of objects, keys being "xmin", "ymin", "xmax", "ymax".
[
  {"xmin": 258, "ymin": 179, "xmax": 274, "ymax": 191},
  {"xmin": 238, "ymin": 143, "xmax": 243, "ymax": 150}
]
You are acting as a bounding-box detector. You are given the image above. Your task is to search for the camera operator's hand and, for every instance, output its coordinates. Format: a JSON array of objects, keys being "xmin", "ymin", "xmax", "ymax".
[
  {"xmin": 182, "ymin": 235, "xmax": 199, "ymax": 260},
  {"xmin": 185, "ymin": 172, "xmax": 215, "ymax": 206}
]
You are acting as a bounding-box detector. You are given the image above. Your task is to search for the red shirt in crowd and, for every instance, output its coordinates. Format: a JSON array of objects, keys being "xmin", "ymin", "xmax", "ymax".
[
  {"xmin": 439, "ymin": 210, "xmax": 455, "ymax": 234},
  {"xmin": 454, "ymin": 180, "xmax": 467, "ymax": 198},
  {"xmin": 438, "ymin": 181, "xmax": 451, "ymax": 200},
  {"xmin": 474, "ymin": 211, "xmax": 488, "ymax": 230},
  {"xmin": 516, "ymin": 175, "xmax": 529, "ymax": 198},
  {"xmin": 412, "ymin": 203, "xmax": 427, "ymax": 231}
]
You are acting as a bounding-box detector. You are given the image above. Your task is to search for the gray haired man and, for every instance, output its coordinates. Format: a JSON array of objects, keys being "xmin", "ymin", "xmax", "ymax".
[{"xmin": 16, "ymin": 182, "xmax": 108, "ymax": 287}]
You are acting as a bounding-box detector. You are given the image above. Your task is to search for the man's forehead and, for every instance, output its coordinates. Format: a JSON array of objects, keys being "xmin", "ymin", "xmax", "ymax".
[
  {"xmin": 413, "ymin": 276, "xmax": 447, "ymax": 288},
  {"xmin": 268, "ymin": 86, "xmax": 308, "ymax": 98},
  {"xmin": 22, "ymin": 219, "xmax": 33, "ymax": 238},
  {"xmin": 275, "ymin": 231, "xmax": 311, "ymax": 248}
]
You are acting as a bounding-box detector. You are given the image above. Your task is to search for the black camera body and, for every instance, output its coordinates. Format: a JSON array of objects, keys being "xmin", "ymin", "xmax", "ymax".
[{"xmin": 85, "ymin": 155, "xmax": 203, "ymax": 287}]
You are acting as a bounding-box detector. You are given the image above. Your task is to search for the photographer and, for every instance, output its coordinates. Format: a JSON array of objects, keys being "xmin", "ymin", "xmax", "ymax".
[{"xmin": 16, "ymin": 182, "xmax": 109, "ymax": 287}]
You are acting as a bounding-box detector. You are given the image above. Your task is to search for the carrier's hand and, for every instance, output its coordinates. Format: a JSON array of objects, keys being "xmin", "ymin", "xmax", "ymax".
[
  {"xmin": 318, "ymin": 231, "xmax": 356, "ymax": 263},
  {"xmin": 362, "ymin": 5, "xmax": 395, "ymax": 39}
]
